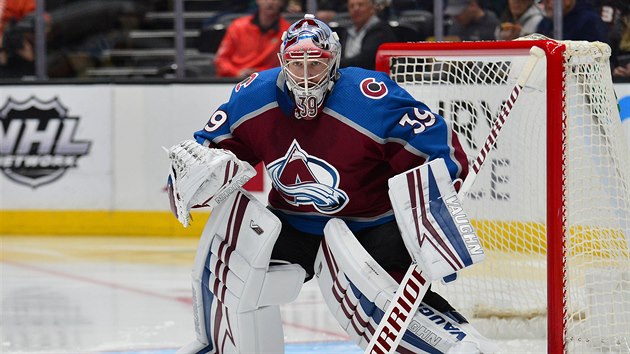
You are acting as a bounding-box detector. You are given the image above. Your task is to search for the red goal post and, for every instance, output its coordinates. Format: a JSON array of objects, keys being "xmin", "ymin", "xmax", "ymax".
[{"xmin": 376, "ymin": 39, "xmax": 630, "ymax": 354}]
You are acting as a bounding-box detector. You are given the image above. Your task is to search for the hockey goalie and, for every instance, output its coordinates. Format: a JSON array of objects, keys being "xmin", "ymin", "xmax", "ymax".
[{"xmin": 166, "ymin": 14, "xmax": 499, "ymax": 354}]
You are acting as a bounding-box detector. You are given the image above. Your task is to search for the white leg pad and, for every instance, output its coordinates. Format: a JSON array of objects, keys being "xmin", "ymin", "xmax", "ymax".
[
  {"xmin": 179, "ymin": 190, "xmax": 306, "ymax": 354},
  {"xmin": 315, "ymin": 218, "xmax": 499, "ymax": 353}
]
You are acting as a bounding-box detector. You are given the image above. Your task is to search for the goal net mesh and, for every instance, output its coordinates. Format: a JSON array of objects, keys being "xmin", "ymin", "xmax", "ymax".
[{"xmin": 382, "ymin": 40, "xmax": 630, "ymax": 353}]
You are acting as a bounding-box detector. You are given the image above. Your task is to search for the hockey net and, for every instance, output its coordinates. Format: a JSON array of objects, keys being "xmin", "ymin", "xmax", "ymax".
[{"xmin": 376, "ymin": 38, "xmax": 630, "ymax": 353}]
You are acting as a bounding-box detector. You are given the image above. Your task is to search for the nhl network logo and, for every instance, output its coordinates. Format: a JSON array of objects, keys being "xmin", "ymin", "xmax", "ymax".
[{"xmin": 0, "ymin": 96, "xmax": 92, "ymax": 188}]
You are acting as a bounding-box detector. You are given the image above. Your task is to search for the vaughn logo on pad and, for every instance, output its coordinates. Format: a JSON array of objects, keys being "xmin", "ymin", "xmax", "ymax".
[{"xmin": 0, "ymin": 96, "xmax": 91, "ymax": 188}]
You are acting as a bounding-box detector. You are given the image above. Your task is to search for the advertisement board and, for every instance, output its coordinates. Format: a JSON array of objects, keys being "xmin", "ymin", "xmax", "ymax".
[
  {"xmin": 0, "ymin": 87, "xmax": 112, "ymax": 209},
  {"xmin": 1, "ymin": 82, "xmax": 628, "ymax": 235}
]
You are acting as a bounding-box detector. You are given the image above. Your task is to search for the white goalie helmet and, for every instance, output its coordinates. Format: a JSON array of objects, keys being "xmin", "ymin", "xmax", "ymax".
[{"xmin": 279, "ymin": 14, "xmax": 341, "ymax": 120}]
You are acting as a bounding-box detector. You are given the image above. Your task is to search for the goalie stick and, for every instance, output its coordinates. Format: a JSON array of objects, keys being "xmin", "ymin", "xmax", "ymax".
[{"xmin": 364, "ymin": 45, "xmax": 546, "ymax": 354}]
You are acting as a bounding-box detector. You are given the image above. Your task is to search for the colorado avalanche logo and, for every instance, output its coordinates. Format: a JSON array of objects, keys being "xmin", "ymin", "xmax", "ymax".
[
  {"xmin": 360, "ymin": 78, "xmax": 388, "ymax": 99},
  {"xmin": 267, "ymin": 140, "xmax": 348, "ymax": 214}
]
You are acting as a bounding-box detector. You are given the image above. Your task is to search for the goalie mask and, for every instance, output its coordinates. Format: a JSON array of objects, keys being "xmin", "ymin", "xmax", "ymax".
[{"xmin": 279, "ymin": 14, "xmax": 341, "ymax": 120}]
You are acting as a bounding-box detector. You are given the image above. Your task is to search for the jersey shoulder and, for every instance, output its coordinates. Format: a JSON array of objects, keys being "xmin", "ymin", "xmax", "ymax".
[
  {"xmin": 329, "ymin": 67, "xmax": 417, "ymax": 109},
  {"xmin": 326, "ymin": 67, "xmax": 424, "ymax": 136},
  {"xmin": 223, "ymin": 68, "xmax": 282, "ymax": 118},
  {"xmin": 334, "ymin": 67, "xmax": 394, "ymax": 89}
]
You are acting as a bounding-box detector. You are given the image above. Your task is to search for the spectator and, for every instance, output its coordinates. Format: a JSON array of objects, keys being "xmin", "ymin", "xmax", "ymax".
[
  {"xmin": 613, "ymin": 64, "xmax": 630, "ymax": 78},
  {"xmin": 214, "ymin": 0, "xmax": 290, "ymax": 78},
  {"xmin": 536, "ymin": 0, "xmax": 608, "ymax": 42},
  {"xmin": 445, "ymin": 0, "xmax": 500, "ymax": 41},
  {"xmin": 0, "ymin": 0, "xmax": 37, "ymax": 78},
  {"xmin": 1, "ymin": 0, "xmax": 35, "ymax": 39},
  {"xmin": 495, "ymin": 0, "xmax": 545, "ymax": 40},
  {"xmin": 338, "ymin": 0, "xmax": 396, "ymax": 69},
  {"xmin": 593, "ymin": 0, "xmax": 627, "ymax": 35},
  {"xmin": 599, "ymin": 0, "xmax": 629, "ymax": 70},
  {"xmin": 1, "ymin": 0, "xmax": 151, "ymax": 79}
]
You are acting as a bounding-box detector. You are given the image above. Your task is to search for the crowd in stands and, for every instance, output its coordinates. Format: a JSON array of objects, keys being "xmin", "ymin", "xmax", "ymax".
[
  {"xmin": 338, "ymin": 0, "xmax": 396, "ymax": 69},
  {"xmin": 0, "ymin": 0, "xmax": 38, "ymax": 78},
  {"xmin": 213, "ymin": 0, "xmax": 289, "ymax": 78},
  {"xmin": 444, "ymin": 0, "xmax": 499, "ymax": 41},
  {"xmin": 1, "ymin": 0, "xmax": 159, "ymax": 78},
  {"xmin": 0, "ymin": 0, "xmax": 629, "ymax": 79},
  {"xmin": 496, "ymin": 0, "xmax": 544, "ymax": 40}
]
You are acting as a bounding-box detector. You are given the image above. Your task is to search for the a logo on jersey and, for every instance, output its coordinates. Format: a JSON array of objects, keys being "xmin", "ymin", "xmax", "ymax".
[
  {"xmin": 0, "ymin": 96, "xmax": 91, "ymax": 188},
  {"xmin": 267, "ymin": 140, "xmax": 348, "ymax": 214},
  {"xmin": 360, "ymin": 78, "xmax": 388, "ymax": 99},
  {"xmin": 249, "ymin": 220, "xmax": 264, "ymax": 235},
  {"xmin": 235, "ymin": 72, "xmax": 258, "ymax": 92}
]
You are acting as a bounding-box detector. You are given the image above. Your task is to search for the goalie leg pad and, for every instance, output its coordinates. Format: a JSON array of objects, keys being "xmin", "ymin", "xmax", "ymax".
[
  {"xmin": 315, "ymin": 218, "xmax": 498, "ymax": 354},
  {"xmin": 178, "ymin": 190, "xmax": 306, "ymax": 354},
  {"xmin": 388, "ymin": 158, "xmax": 486, "ymax": 281}
]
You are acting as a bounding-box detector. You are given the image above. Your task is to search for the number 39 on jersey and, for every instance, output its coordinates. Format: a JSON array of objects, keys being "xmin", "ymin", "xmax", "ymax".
[{"xmin": 399, "ymin": 108, "xmax": 437, "ymax": 134}]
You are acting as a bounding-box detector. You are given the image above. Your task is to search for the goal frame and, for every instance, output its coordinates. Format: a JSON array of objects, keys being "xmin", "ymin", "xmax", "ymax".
[{"xmin": 375, "ymin": 39, "xmax": 577, "ymax": 354}]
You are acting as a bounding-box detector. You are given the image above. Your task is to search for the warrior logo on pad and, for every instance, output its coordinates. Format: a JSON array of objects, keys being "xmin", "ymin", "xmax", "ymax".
[{"xmin": 268, "ymin": 140, "xmax": 348, "ymax": 214}]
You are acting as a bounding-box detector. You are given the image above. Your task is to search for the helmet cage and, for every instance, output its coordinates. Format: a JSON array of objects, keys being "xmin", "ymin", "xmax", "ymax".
[{"xmin": 279, "ymin": 16, "xmax": 340, "ymax": 119}]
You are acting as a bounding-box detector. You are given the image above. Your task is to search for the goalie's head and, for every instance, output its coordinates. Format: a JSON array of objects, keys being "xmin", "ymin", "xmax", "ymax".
[{"xmin": 279, "ymin": 14, "xmax": 341, "ymax": 120}]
